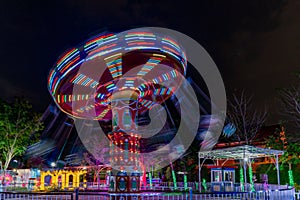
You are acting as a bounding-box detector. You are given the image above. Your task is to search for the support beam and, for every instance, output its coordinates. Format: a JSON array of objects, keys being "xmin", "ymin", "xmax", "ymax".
[
  {"xmin": 243, "ymin": 159, "xmax": 247, "ymax": 191},
  {"xmin": 248, "ymin": 160, "xmax": 254, "ymax": 192},
  {"xmin": 198, "ymin": 153, "xmax": 201, "ymax": 192},
  {"xmin": 276, "ymin": 154, "xmax": 280, "ymax": 185}
]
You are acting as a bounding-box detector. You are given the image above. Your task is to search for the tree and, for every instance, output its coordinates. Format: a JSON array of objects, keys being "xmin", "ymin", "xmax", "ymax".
[
  {"xmin": 267, "ymin": 127, "xmax": 300, "ymax": 168},
  {"xmin": 0, "ymin": 97, "xmax": 43, "ymax": 171},
  {"xmin": 277, "ymin": 74, "xmax": 300, "ymax": 138},
  {"xmin": 265, "ymin": 126, "xmax": 287, "ymax": 150},
  {"xmin": 280, "ymin": 143, "xmax": 300, "ymax": 167},
  {"xmin": 265, "ymin": 127, "xmax": 300, "ymax": 186},
  {"xmin": 227, "ymin": 91, "xmax": 267, "ymax": 144}
]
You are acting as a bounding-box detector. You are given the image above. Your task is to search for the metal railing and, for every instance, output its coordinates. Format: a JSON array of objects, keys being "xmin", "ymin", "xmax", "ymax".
[
  {"xmin": 0, "ymin": 191, "xmax": 73, "ymax": 200},
  {"xmin": 76, "ymin": 191, "xmax": 192, "ymax": 200},
  {"xmin": 0, "ymin": 187, "xmax": 295, "ymax": 200},
  {"xmin": 296, "ymin": 191, "xmax": 300, "ymax": 200},
  {"xmin": 160, "ymin": 182, "xmax": 291, "ymax": 192},
  {"xmin": 192, "ymin": 189, "xmax": 295, "ymax": 200},
  {"xmin": 141, "ymin": 185, "xmax": 191, "ymax": 191}
]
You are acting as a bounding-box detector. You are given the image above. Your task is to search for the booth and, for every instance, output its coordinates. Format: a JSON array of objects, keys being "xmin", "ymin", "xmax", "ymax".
[{"xmin": 209, "ymin": 167, "xmax": 235, "ymax": 192}]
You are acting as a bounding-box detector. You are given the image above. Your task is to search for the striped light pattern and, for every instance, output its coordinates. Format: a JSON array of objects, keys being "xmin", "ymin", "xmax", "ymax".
[
  {"xmin": 138, "ymin": 99, "xmax": 156, "ymax": 109},
  {"xmin": 137, "ymin": 56, "xmax": 164, "ymax": 76},
  {"xmin": 106, "ymin": 83, "xmax": 117, "ymax": 92},
  {"xmin": 152, "ymin": 69, "xmax": 179, "ymax": 84},
  {"xmin": 104, "ymin": 53, "xmax": 122, "ymax": 79},
  {"xmin": 56, "ymin": 94, "xmax": 91, "ymax": 104},
  {"xmin": 48, "ymin": 31, "xmax": 187, "ymax": 120},
  {"xmin": 70, "ymin": 73, "xmax": 99, "ymax": 88},
  {"xmin": 153, "ymin": 87, "xmax": 173, "ymax": 96},
  {"xmin": 97, "ymin": 108, "xmax": 110, "ymax": 119},
  {"xmin": 124, "ymin": 79, "xmax": 135, "ymax": 88}
]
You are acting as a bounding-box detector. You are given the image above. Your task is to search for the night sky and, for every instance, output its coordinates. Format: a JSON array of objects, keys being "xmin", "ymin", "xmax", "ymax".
[{"xmin": 0, "ymin": 0, "xmax": 299, "ymax": 124}]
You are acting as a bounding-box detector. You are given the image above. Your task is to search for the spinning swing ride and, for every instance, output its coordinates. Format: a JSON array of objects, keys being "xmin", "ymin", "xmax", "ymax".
[{"xmin": 48, "ymin": 30, "xmax": 187, "ymax": 193}]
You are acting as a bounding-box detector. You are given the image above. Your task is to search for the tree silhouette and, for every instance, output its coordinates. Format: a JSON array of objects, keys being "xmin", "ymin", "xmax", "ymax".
[
  {"xmin": 227, "ymin": 91, "xmax": 267, "ymax": 144},
  {"xmin": 277, "ymin": 74, "xmax": 300, "ymax": 138}
]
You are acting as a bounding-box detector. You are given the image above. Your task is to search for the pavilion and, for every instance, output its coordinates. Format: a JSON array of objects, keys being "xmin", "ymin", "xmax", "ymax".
[{"xmin": 198, "ymin": 145, "xmax": 284, "ymax": 192}]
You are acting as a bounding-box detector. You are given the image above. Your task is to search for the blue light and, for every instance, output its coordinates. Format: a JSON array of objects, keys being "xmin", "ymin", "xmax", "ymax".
[{"xmin": 223, "ymin": 123, "xmax": 236, "ymax": 137}]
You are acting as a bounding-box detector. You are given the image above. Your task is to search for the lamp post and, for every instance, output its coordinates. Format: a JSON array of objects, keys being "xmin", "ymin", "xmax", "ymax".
[{"xmin": 51, "ymin": 162, "xmax": 56, "ymax": 170}]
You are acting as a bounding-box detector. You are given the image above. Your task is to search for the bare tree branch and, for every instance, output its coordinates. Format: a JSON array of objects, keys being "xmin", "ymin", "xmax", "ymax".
[
  {"xmin": 227, "ymin": 90, "xmax": 267, "ymax": 144},
  {"xmin": 278, "ymin": 81, "xmax": 300, "ymax": 136}
]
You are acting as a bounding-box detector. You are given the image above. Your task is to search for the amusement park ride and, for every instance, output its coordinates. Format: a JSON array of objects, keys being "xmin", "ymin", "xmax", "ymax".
[{"xmin": 47, "ymin": 30, "xmax": 188, "ymax": 194}]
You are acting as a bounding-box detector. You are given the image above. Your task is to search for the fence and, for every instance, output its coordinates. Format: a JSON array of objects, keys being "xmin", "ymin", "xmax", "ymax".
[
  {"xmin": 141, "ymin": 185, "xmax": 191, "ymax": 191},
  {"xmin": 160, "ymin": 182, "xmax": 290, "ymax": 192},
  {"xmin": 295, "ymin": 191, "xmax": 300, "ymax": 200},
  {"xmin": 0, "ymin": 188, "xmax": 295, "ymax": 200},
  {"xmin": 0, "ymin": 191, "xmax": 73, "ymax": 200}
]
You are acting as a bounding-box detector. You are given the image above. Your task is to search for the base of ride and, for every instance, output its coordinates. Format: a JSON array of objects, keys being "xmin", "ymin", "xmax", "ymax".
[
  {"xmin": 108, "ymin": 172, "xmax": 141, "ymax": 193},
  {"xmin": 107, "ymin": 192, "xmax": 160, "ymax": 200}
]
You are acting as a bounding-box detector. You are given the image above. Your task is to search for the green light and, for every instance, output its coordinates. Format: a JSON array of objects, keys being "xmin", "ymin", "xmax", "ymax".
[
  {"xmin": 172, "ymin": 170, "xmax": 177, "ymax": 190},
  {"xmin": 248, "ymin": 166, "xmax": 255, "ymax": 192},
  {"xmin": 184, "ymin": 174, "xmax": 188, "ymax": 190},
  {"xmin": 202, "ymin": 178, "xmax": 207, "ymax": 192},
  {"xmin": 240, "ymin": 167, "xmax": 244, "ymax": 192},
  {"xmin": 125, "ymin": 141, "xmax": 128, "ymax": 160},
  {"xmin": 288, "ymin": 170, "xmax": 294, "ymax": 186},
  {"xmin": 149, "ymin": 172, "xmax": 153, "ymax": 188}
]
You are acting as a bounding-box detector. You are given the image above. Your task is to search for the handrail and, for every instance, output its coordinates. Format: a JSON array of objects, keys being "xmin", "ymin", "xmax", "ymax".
[{"xmin": 0, "ymin": 187, "xmax": 295, "ymax": 200}]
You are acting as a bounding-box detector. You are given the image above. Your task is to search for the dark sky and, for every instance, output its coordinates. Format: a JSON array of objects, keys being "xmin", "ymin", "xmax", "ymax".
[{"xmin": 0, "ymin": 0, "xmax": 299, "ymax": 124}]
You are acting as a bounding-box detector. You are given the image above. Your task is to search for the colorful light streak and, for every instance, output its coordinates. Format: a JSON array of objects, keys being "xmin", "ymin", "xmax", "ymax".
[
  {"xmin": 137, "ymin": 57, "xmax": 163, "ymax": 76},
  {"xmin": 105, "ymin": 57, "xmax": 122, "ymax": 79},
  {"xmin": 138, "ymin": 99, "xmax": 155, "ymax": 109},
  {"xmin": 71, "ymin": 73, "xmax": 99, "ymax": 88},
  {"xmin": 56, "ymin": 48, "xmax": 79, "ymax": 70},
  {"xmin": 48, "ymin": 31, "xmax": 187, "ymax": 121}
]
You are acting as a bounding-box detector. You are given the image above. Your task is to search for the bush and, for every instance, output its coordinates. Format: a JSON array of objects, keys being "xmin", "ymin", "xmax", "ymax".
[
  {"xmin": 5, "ymin": 186, "xmax": 29, "ymax": 192},
  {"xmin": 45, "ymin": 183, "xmax": 60, "ymax": 192}
]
